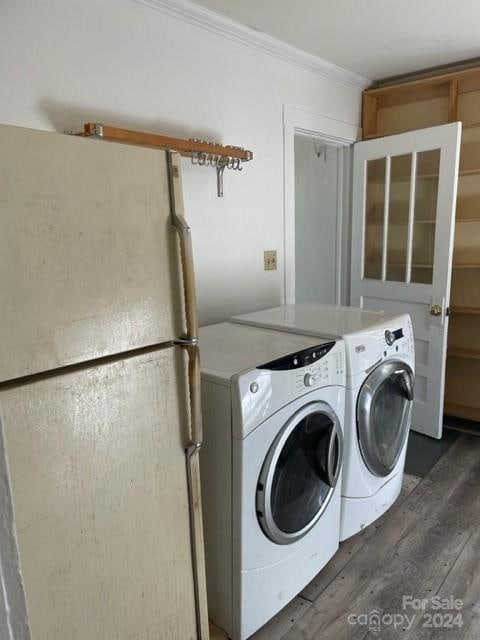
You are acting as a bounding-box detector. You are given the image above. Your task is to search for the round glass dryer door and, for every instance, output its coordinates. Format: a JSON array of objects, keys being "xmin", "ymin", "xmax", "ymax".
[
  {"xmin": 357, "ymin": 360, "xmax": 414, "ymax": 477},
  {"xmin": 256, "ymin": 402, "xmax": 343, "ymax": 545}
]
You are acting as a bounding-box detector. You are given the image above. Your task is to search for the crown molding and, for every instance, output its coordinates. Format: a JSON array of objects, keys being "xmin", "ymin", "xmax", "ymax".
[{"xmin": 135, "ymin": 0, "xmax": 370, "ymax": 90}]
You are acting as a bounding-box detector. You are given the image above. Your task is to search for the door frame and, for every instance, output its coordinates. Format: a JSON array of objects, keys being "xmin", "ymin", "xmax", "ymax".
[{"xmin": 283, "ymin": 105, "xmax": 361, "ymax": 305}]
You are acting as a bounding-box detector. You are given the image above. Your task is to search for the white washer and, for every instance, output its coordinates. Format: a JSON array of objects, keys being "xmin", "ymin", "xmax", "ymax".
[
  {"xmin": 231, "ymin": 304, "xmax": 415, "ymax": 541},
  {"xmin": 199, "ymin": 322, "xmax": 345, "ymax": 640}
]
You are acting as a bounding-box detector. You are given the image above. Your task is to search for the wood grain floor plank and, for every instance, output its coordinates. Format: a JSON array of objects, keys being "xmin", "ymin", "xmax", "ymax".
[
  {"xmin": 209, "ymin": 621, "xmax": 228, "ymax": 639},
  {"xmin": 397, "ymin": 526, "xmax": 480, "ymax": 640},
  {"xmin": 282, "ymin": 506, "xmax": 469, "ymax": 640},
  {"xmin": 250, "ymin": 596, "xmax": 311, "ymax": 640},
  {"xmin": 283, "ymin": 508, "xmax": 420, "ymax": 640},
  {"xmin": 301, "ymin": 474, "xmax": 422, "ymax": 603},
  {"xmin": 404, "ymin": 436, "xmax": 480, "ymax": 531},
  {"xmin": 397, "ymin": 473, "xmax": 422, "ymax": 503}
]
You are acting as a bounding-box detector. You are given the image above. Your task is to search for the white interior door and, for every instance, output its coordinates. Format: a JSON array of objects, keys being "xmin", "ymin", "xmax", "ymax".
[{"xmin": 351, "ymin": 123, "xmax": 462, "ymax": 439}]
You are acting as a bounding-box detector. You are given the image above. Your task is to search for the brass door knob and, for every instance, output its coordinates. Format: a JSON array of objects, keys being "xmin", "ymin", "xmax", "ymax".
[{"xmin": 430, "ymin": 304, "xmax": 443, "ymax": 317}]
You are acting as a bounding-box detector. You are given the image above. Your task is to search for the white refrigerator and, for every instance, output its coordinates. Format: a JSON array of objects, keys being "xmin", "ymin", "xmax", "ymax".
[{"xmin": 0, "ymin": 124, "xmax": 209, "ymax": 639}]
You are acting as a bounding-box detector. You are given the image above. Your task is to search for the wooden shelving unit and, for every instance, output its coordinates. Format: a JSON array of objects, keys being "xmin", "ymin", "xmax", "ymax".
[
  {"xmin": 448, "ymin": 346, "xmax": 480, "ymax": 360},
  {"xmin": 453, "ymin": 263, "xmax": 480, "ymax": 269},
  {"xmin": 451, "ymin": 306, "xmax": 480, "ymax": 315},
  {"xmin": 444, "ymin": 402, "xmax": 480, "ymax": 423},
  {"xmin": 363, "ymin": 64, "xmax": 480, "ymax": 424}
]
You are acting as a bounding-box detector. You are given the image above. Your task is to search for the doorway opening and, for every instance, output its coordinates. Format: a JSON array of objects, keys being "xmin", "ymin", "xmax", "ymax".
[
  {"xmin": 282, "ymin": 105, "xmax": 360, "ymax": 306},
  {"xmin": 294, "ymin": 136, "xmax": 344, "ymax": 305}
]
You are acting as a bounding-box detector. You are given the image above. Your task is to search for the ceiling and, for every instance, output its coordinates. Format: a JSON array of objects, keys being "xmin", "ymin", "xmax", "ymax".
[{"xmin": 189, "ymin": 0, "xmax": 480, "ymax": 80}]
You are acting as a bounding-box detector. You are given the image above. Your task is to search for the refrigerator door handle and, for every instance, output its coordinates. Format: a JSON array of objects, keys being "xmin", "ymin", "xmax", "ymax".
[
  {"xmin": 183, "ymin": 342, "xmax": 203, "ymax": 449},
  {"xmin": 168, "ymin": 153, "xmax": 199, "ymax": 346},
  {"xmin": 168, "ymin": 151, "xmax": 202, "ymax": 449},
  {"xmin": 174, "ymin": 336, "xmax": 199, "ymax": 347},
  {"xmin": 167, "ymin": 151, "xmax": 209, "ymax": 640}
]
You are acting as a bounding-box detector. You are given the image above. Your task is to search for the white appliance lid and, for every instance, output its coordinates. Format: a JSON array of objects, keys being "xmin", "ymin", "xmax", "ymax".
[
  {"xmin": 231, "ymin": 303, "xmax": 398, "ymax": 339},
  {"xmin": 199, "ymin": 322, "xmax": 333, "ymax": 381}
]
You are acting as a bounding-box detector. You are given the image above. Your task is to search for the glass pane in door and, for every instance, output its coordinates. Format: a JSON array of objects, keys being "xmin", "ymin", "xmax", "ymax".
[
  {"xmin": 364, "ymin": 158, "xmax": 385, "ymax": 279},
  {"xmin": 387, "ymin": 154, "xmax": 412, "ymax": 281},
  {"xmin": 411, "ymin": 149, "xmax": 440, "ymax": 284}
]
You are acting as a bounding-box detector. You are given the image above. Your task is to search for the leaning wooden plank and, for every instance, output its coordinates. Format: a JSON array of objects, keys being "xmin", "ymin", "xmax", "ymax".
[{"xmin": 83, "ymin": 123, "xmax": 253, "ymax": 161}]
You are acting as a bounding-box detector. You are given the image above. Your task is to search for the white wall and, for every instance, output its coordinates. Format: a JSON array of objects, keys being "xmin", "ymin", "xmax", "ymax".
[
  {"xmin": 294, "ymin": 136, "xmax": 339, "ymax": 305},
  {"xmin": 0, "ymin": 0, "xmax": 362, "ymax": 325}
]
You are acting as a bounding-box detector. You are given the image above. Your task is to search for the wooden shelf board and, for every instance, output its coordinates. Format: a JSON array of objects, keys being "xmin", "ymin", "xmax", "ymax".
[
  {"xmin": 444, "ymin": 402, "xmax": 480, "ymax": 424},
  {"xmin": 367, "ymin": 219, "xmax": 436, "ymax": 227},
  {"xmin": 366, "ymin": 260, "xmax": 433, "ymax": 268},
  {"xmin": 456, "ymin": 216, "xmax": 480, "ymax": 223},
  {"xmin": 367, "ymin": 217, "xmax": 479, "ymax": 229},
  {"xmin": 453, "ymin": 262, "xmax": 480, "ymax": 269},
  {"xmin": 367, "ymin": 262, "xmax": 480, "ymax": 271},
  {"xmin": 459, "ymin": 168, "xmax": 480, "ymax": 178},
  {"xmin": 369, "ymin": 173, "xmax": 438, "ymax": 183},
  {"xmin": 366, "ymin": 65, "xmax": 480, "ymax": 97},
  {"xmin": 451, "ymin": 306, "xmax": 480, "ymax": 315},
  {"xmin": 364, "ymin": 132, "xmax": 400, "ymax": 140},
  {"xmin": 81, "ymin": 122, "xmax": 254, "ymax": 161},
  {"xmin": 448, "ymin": 346, "xmax": 480, "ymax": 360},
  {"xmin": 369, "ymin": 168, "xmax": 480, "ymax": 183}
]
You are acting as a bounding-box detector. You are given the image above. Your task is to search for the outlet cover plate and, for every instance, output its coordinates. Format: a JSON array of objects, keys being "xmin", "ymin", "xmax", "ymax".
[{"xmin": 264, "ymin": 250, "xmax": 277, "ymax": 271}]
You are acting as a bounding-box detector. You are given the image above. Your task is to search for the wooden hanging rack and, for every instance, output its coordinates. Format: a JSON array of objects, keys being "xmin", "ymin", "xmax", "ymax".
[{"xmin": 78, "ymin": 123, "xmax": 253, "ymax": 197}]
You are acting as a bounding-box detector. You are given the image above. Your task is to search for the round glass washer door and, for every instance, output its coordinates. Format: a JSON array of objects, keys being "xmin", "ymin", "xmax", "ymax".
[
  {"xmin": 357, "ymin": 360, "xmax": 414, "ymax": 478},
  {"xmin": 256, "ymin": 401, "xmax": 343, "ymax": 545}
]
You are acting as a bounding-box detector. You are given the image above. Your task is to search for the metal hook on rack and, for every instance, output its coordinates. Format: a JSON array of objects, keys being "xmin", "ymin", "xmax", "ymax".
[
  {"xmin": 186, "ymin": 139, "xmax": 252, "ymax": 196},
  {"xmin": 216, "ymin": 157, "xmax": 229, "ymax": 198}
]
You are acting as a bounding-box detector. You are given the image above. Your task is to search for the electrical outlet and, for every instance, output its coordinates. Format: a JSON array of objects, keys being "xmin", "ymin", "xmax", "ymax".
[{"xmin": 264, "ymin": 250, "xmax": 277, "ymax": 271}]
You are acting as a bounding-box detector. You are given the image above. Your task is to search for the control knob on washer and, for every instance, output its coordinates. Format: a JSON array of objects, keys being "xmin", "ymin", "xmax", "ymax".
[{"xmin": 304, "ymin": 373, "xmax": 316, "ymax": 387}]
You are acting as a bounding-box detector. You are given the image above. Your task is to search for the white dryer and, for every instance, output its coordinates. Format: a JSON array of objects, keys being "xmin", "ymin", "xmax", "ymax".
[
  {"xmin": 199, "ymin": 322, "xmax": 345, "ymax": 640},
  {"xmin": 231, "ymin": 304, "xmax": 415, "ymax": 541}
]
